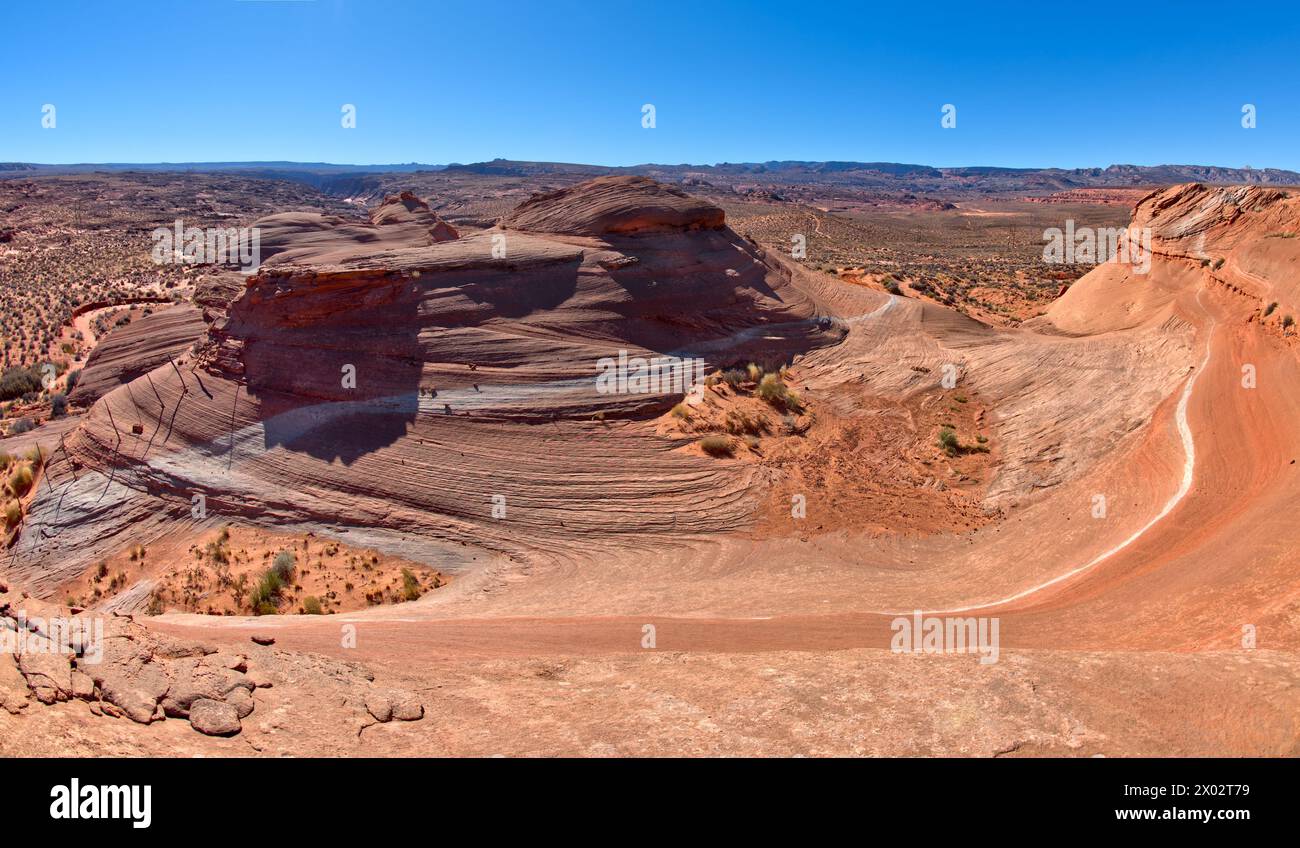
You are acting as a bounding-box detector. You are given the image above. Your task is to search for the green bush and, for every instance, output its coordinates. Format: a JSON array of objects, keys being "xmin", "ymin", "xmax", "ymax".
[
  {"xmin": 400, "ymin": 568, "xmax": 422, "ymax": 602},
  {"xmin": 249, "ymin": 568, "xmax": 285, "ymax": 613},
  {"xmin": 271, "ymin": 550, "xmax": 296, "ymax": 584},
  {"xmin": 302, "ymin": 595, "xmax": 323, "ymax": 615},
  {"xmin": 719, "ymin": 369, "xmax": 748, "ymax": 389},
  {"xmin": 0, "ymin": 367, "xmax": 42, "ymax": 402},
  {"xmin": 938, "ymin": 427, "xmax": 960, "ymax": 456}
]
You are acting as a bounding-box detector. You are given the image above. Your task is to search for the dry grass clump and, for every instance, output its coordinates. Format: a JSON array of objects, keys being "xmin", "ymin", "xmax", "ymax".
[
  {"xmin": 756, "ymin": 372, "xmax": 803, "ymax": 412},
  {"xmin": 699, "ymin": 435, "xmax": 735, "ymax": 457}
]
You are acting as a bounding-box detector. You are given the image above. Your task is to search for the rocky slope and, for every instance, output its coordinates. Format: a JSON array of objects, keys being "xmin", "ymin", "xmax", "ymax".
[{"xmin": 68, "ymin": 305, "xmax": 206, "ymax": 406}]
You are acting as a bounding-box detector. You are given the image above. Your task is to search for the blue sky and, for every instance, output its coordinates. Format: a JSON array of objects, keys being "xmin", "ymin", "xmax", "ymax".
[{"xmin": 1, "ymin": 0, "xmax": 1296, "ymax": 169}]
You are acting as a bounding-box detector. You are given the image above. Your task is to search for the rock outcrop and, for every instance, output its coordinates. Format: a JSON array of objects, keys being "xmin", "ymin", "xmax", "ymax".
[
  {"xmin": 68, "ymin": 305, "xmax": 207, "ymax": 406},
  {"xmin": 502, "ymin": 175, "xmax": 725, "ymax": 235},
  {"xmin": 253, "ymin": 190, "xmax": 459, "ymax": 267},
  {"xmin": 11, "ymin": 177, "xmax": 840, "ymax": 591}
]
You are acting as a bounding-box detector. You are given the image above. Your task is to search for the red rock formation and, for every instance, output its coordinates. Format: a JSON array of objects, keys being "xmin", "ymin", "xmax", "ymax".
[
  {"xmin": 14, "ymin": 176, "xmax": 838, "ymax": 593},
  {"xmin": 253, "ymin": 190, "xmax": 459, "ymax": 267},
  {"xmin": 501, "ymin": 175, "xmax": 725, "ymax": 235},
  {"xmin": 69, "ymin": 305, "xmax": 207, "ymax": 406}
]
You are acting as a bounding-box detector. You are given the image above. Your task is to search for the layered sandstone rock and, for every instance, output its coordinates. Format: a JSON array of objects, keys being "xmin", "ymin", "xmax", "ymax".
[
  {"xmin": 501, "ymin": 175, "xmax": 725, "ymax": 235},
  {"xmin": 12, "ymin": 177, "xmax": 839, "ymax": 591},
  {"xmin": 68, "ymin": 304, "xmax": 207, "ymax": 406},
  {"xmin": 253, "ymin": 190, "xmax": 459, "ymax": 267}
]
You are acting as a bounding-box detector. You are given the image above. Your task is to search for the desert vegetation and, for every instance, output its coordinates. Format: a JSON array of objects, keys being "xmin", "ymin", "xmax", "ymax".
[{"xmin": 63, "ymin": 525, "xmax": 447, "ymax": 615}]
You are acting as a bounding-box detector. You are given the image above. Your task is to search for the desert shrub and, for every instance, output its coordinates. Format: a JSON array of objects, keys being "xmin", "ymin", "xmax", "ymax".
[
  {"xmin": 204, "ymin": 538, "xmax": 228, "ymax": 565},
  {"xmin": 670, "ymin": 402, "xmax": 690, "ymax": 420},
  {"xmin": 723, "ymin": 409, "xmax": 766, "ymax": 436},
  {"xmin": 4, "ymin": 500, "xmax": 21, "ymax": 527},
  {"xmin": 1264, "ymin": 302, "xmax": 1278, "ymax": 316},
  {"xmin": 1212, "ymin": 258, "xmax": 1225, "ymax": 270},
  {"xmin": 400, "ymin": 568, "xmax": 421, "ymax": 602},
  {"xmin": 0, "ymin": 367, "xmax": 42, "ymax": 402},
  {"xmin": 1284, "ymin": 315, "xmax": 1295, "ymax": 329},
  {"xmin": 50, "ymin": 392, "xmax": 67, "ymax": 417},
  {"xmin": 8, "ymin": 465, "xmax": 33, "ymax": 497},
  {"xmin": 746, "ymin": 363, "xmax": 763, "ymax": 382},
  {"xmin": 756, "ymin": 373, "xmax": 803, "ymax": 412},
  {"xmin": 884, "ymin": 279, "xmax": 902, "ymax": 295},
  {"xmin": 8, "ymin": 418, "xmax": 34, "ymax": 435},
  {"xmin": 146, "ymin": 591, "xmax": 165, "ymax": 616},
  {"xmin": 249, "ymin": 568, "xmax": 285, "ymax": 613},
  {"xmin": 700, "ymin": 435, "xmax": 734, "ymax": 457},
  {"xmin": 938, "ymin": 427, "xmax": 960, "ymax": 456},
  {"xmin": 65, "ymin": 369, "xmax": 81, "ymax": 392},
  {"xmin": 719, "ymin": 368, "xmax": 748, "ymax": 389},
  {"xmin": 302, "ymin": 595, "xmax": 323, "ymax": 615},
  {"xmin": 271, "ymin": 550, "xmax": 296, "ymax": 583},
  {"xmin": 756, "ymin": 373, "xmax": 787, "ymax": 404}
]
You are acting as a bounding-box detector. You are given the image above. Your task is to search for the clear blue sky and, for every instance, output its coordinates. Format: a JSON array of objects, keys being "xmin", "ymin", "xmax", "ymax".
[{"xmin": 1, "ymin": 0, "xmax": 1296, "ymax": 170}]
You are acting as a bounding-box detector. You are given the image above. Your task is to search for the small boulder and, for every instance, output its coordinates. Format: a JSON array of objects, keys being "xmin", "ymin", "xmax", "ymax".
[
  {"xmin": 250, "ymin": 634, "xmax": 275, "ymax": 646},
  {"xmin": 391, "ymin": 691, "xmax": 424, "ymax": 722},
  {"xmin": 365, "ymin": 693, "xmax": 393, "ymax": 723},
  {"xmin": 189, "ymin": 698, "xmax": 241, "ymax": 736},
  {"xmin": 225, "ymin": 686, "xmax": 255, "ymax": 719}
]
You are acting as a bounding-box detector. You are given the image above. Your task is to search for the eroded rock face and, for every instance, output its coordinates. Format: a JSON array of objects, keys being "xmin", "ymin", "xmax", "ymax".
[
  {"xmin": 502, "ymin": 175, "xmax": 726, "ymax": 235},
  {"xmin": 68, "ymin": 305, "xmax": 207, "ymax": 406},
  {"xmin": 253, "ymin": 191, "xmax": 459, "ymax": 267},
  {"xmin": 19, "ymin": 175, "xmax": 839, "ymax": 591}
]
